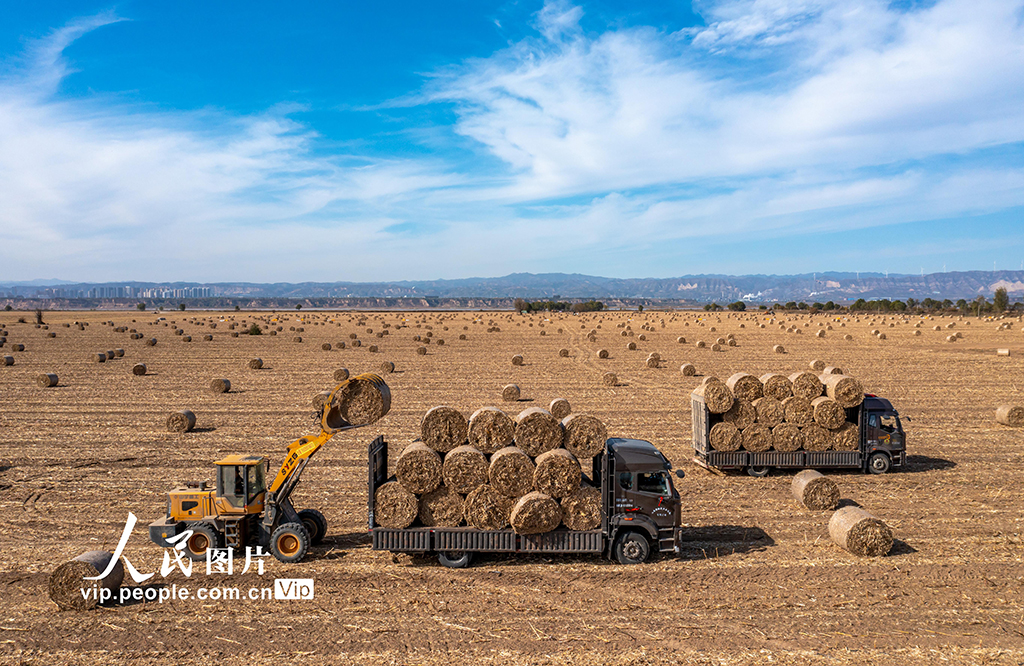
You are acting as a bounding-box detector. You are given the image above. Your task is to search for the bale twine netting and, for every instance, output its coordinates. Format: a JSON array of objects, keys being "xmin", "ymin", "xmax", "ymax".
[
  {"xmin": 465, "ymin": 485, "xmax": 514, "ymax": 530},
  {"xmin": 514, "ymin": 408, "xmax": 563, "ymax": 457},
  {"xmin": 829, "ymin": 506, "xmax": 893, "ymax": 557},
  {"xmin": 442, "ymin": 445, "xmax": 489, "ymax": 494},
  {"xmin": 561, "ymin": 414, "xmax": 607, "ymax": 459},
  {"xmin": 560, "ymin": 483, "xmax": 601, "ymax": 531},
  {"xmin": 420, "ymin": 406, "xmax": 468, "ymax": 453},
  {"xmin": 48, "ymin": 550, "xmax": 124, "ymax": 611},
  {"xmin": 395, "ymin": 442, "xmax": 443, "ymax": 494},
  {"xmin": 791, "ymin": 469, "xmax": 839, "ymax": 511},
  {"xmin": 166, "ymin": 410, "xmax": 196, "ymax": 433},
  {"xmin": 533, "ymin": 448, "xmax": 582, "ymax": 498},
  {"xmin": 374, "ymin": 480, "xmax": 418, "ymax": 529},
  {"xmin": 510, "ymin": 491, "xmax": 563, "ymax": 535},
  {"xmin": 468, "ymin": 407, "xmax": 515, "ymax": 454}
]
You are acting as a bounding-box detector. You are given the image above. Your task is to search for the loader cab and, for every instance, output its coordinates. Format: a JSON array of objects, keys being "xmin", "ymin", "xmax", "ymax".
[
  {"xmin": 214, "ymin": 455, "xmax": 268, "ymax": 515},
  {"xmin": 608, "ymin": 439, "xmax": 680, "ymax": 530}
]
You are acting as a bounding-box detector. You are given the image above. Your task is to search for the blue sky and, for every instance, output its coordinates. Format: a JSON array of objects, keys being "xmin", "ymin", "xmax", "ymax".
[{"xmin": 1, "ymin": 0, "xmax": 1023, "ymax": 282}]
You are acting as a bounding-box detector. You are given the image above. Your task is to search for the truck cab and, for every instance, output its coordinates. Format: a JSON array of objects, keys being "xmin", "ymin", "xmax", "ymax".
[
  {"xmin": 605, "ymin": 438, "xmax": 682, "ymax": 563},
  {"xmin": 861, "ymin": 396, "xmax": 906, "ymax": 474}
]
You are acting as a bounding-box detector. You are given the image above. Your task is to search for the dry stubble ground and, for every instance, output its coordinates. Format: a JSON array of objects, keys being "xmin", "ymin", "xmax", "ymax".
[{"xmin": 0, "ymin": 309, "xmax": 1022, "ymax": 665}]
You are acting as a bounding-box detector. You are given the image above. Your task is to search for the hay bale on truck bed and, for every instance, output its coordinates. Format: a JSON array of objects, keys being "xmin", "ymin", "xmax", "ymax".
[
  {"xmin": 995, "ymin": 405, "xmax": 1024, "ymax": 426},
  {"xmin": 166, "ymin": 410, "xmax": 196, "ymax": 433},
  {"xmin": 48, "ymin": 550, "xmax": 124, "ymax": 611},
  {"xmin": 831, "ymin": 422, "xmax": 859, "ymax": 450},
  {"xmin": 782, "ymin": 396, "xmax": 813, "ymax": 424},
  {"xmin": 693, "ymin": 379, "xmax": 734, "ymax": 414},
  {"xmin": 395, "ymin": 442, "xmax": 443, "ymax": 494},
  {"xmin": 374, "ymin": 481, "xmax": 418, "ymax": 529},
  {"xmin": 829, "ymin": 506, "xmax": 893, "ymax": 556},
  {"xmin": 789, "ymin": 372, "xmax": 823, "ymax": 401},
  {"xmin": 561, "ymin": 414, "xmax": 607, "ymax": 459},
  {"xmin": 722, "ymin": 399, "xmax": 756, "ymax": 430},
  {"xmin": 510, "ymin": 491, "xmax": 563, "ymax": 535},
  {"xmin": 442, "ymin": 445, "xmax": 489, "ymax": 494},
  {"xmin": 709, "ymin": 422, "xmax": 742, "ymax": 452},
  {"xmin": 760, "ymin": 373, "xmax": 793, "ymax": 400},
  {"xmin": 811, "ymin": 396, "xmax": 846, "ymax": 429},
  {"xmin": 533, "ymin": 449, "xmax": 582, "ymax": 498},
  {"xmin": 514, "ymin": 408, "xmax": 563, "ymax": 457},
  {"xmin": 752, "ymin": 397, "xmax": 784, "ymax": 428},
  {"xmin": 419, "ymin": 485, "xmax": 465, "ymax": 528},
  {"xmin": 823, "ymin": 374, "xmax": 864, "ymax": 408},
  {"xmin": 468, "ymin": 407, "xmax": 515, "ymax": 453},
  {"xmin": 801, "ymin": 423, "xmax": 830, "ymax": 451},
  {"xmin": 741, "ymin": 424, "xmax": 773, "ymax": 452},
  {"xmin": 560, "ymin": 483, "xmax": 601, "ymax": 530},
  {"xmin": 772, "ymin": 423, "xmax": 804, "ymax": 452},
  {"xmin": 465, "ymin": 485, "xmax": 513, "ymax": 530},
  {"xmin": 488, "ymin": 446, "xmax": 535, "ymax": 498},
  {"xmin": 726, "ymin": 373, "xmax": 763, "ymax": 402},
  {"xmin": 791, "ymin": 470, "xmax": 839, "ymax": 510},
  {"xmin": 420, "ymin": 406, "xmax": 468, "ymax": 453}
]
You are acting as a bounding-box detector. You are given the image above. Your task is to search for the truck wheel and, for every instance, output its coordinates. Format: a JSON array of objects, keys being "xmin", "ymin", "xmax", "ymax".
[
  {"xmin": 746, "ymin": 466, "xmax": 770, "ymax": 477},
  {"xmin": 184, "ymin": 524, "xmax": 219, "ymax": 561},
  {"xmin": 298, "ymin": 508, "xmax": 328, "ymax": 545},
  {"xmin": 868, "ymin": 452, "xmax": 891, "ymax": 475},
  {"xmin": 437, "ymin": 551, "xmax": 474, "ymax": 569},
  {"xmin": 614, "ymin": 532, "xmax": 650, "ymax": 565},
  {"xmin": 270, "ymin": 523, "xmax": 310, "ymax": 563}
]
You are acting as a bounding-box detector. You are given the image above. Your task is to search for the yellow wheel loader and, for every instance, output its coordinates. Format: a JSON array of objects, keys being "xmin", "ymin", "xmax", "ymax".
[{"xmin": 149, "ymin": 373, "xmax": 390, "ymax": 563}]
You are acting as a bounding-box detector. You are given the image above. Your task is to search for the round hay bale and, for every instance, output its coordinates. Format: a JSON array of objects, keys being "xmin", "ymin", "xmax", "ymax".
[
  {"xmin": 332, "ymin": 374, "xmax": 391, "ymax": 425},
  {"xmin": 722, "ymin": 399, "xmax": 756, "ymax": 430},
  {"xmin": 645, "ymin": 355, "xmax": 659, "ymax": 368},
  {"xmin": 468, "ymin": 407, "xmax": 515, "ymax": 453},
  {"xmin": 321, "ymin": 343, "xmax": 332, "ymax": 351},
  {"xmin": 773, "ymin": 344, "xmax": 785, "ymax": 354},
  {"xmin": 11, "ymin": 343, "xmax": 25, "ymax": 352},
  {"xmin": 741, "ymin": 424, "xmax": 772, "ymax": 452},
  {"xmin": 488, "ymin": 446, "xmax": 535, "ymax": 498},
  {"xmin": 759, "ymin": 373, "xmax": 793, "ymax": 400},
  {"xmin": 598, "ymin": 349, "xmax": 609, "ymax": 359},
  {"xmin": 311, "ymin": 390, "xmax": 332, "ymax": 412},
  {"xmin": 416, "ymin": 346, "xmax": 427, "ymax": 355},
  {"xmin": 459, "ymin": 334, "xmax": 467, "ymax": 340},
  {"xmin": 465, "ymin": 485, "xmax": 513, "ymax": 530},
  {"xmin": 562, "ymin": 414, "xmax": 607, "ymax": 459},
  {"xmin": 167, "ymin": 410, "xmax": 196, "ymax": 433},
  {"xmin": 559, "ymin": 348, "xmax": 569, "ymax": 357},
  {"xmin": 443, "ymin": 445, "xmax": 489, "ymax": 494},
  {"xmin": 809, "ymin": 359, "xmax": 826, "ymax": 372},
  {"xmin": 514, "ymin": 407, "xmax": 563, "ymax": 457},
  {"xmin": 709, "ymin": 422, "xmax": 742, "ymax": 452},
  {"xmin": 677, "ymin": 336, "xmax": 686, "ymax": 343},
  {"xmin": 782, "ymin": 396, "xmax": 813, "ymax": 424},
  {"xmin": 560, "ymin": 483, "xmax": 601, "ymax": 531},
  {"xmin": 679, "ymin": 363, "xmax": 696, "ymax": 376},
  {"xmin": 374, "ymin": 481, "xmax": 417, "ymax": 529},
  {"xmin": 293, "ymin": 336, "xmax": 302, "ymax": 343},
  {"xmin": 695, "ymin": 340, "xmax": 706, "ymax": 349},
  {"xmin": 549, "ymin": 398, "xmax": 571, "ymax": 420},
  {"xmin": 128, "ymin": 362, "xmax": 147, "ymax": 376},
  {"xmin": 510, "ymin": 491, "xmax": 562, "ymax": 535},
  {"xmin": 831, "ymin": 422, "xmax": 859, "ymax": 450},
  {"xmin": 824, "ymin": 375, "xmax": 864, "ymax": 408},
  {"xmin": 533, "ymin": 449, "xmax": 581, "ymax": 498},
  {"xmin": 48, "ymin": 550, "xmax": 124, "ymax": 611},
  {"xmin": 420, "ymin": 406, "xmax": 468, "ymax": 453},
  {"xmin": 772, "ymin": 423, "xmax": 804, "ymax": 452},
  {"xmin": 36, "ymin": 373, "xmax": 58, "ymax": 388},
  {"xmin": 878, "ymin": 333, "xmax": 887, "ymax": 340},
  {"xmin": 602, "ymin": 372, "xmax": 618, "ymax": 386},
  {"xmin": 105, "ymin": 350, "xmax": 115, "ymax": 360},
  {"xmin": 626, "ymin": 341, "xmax": 637, "ymax": 351},
  {"xmin": 114, "ymin": 349, "xmax": 125, "ymax": 357},
  {"xmin": 418, "ymin": 485, "xmax": 465, "ymax": 527},
  {"xmin": 789, "ymin": 372, "xmax": 824, "ymax": 400},
  {"xmin": 843, "ymin": 334, "xmax": 853, "ymax": 340},
  {"xmin": 232, "ymin": 332, "xmax": 241, "ymax": 338},
  {"xmin": 801, "ymin": 423, "xmax": 830, "ymax": 451},
  {"xmin": 727, "ymin": 373, "xmax": 763, "ymax": 402},
  {"xmin": 336, "ymin": 341, "xmax": 345, "ymax": 349},
  {"xmin": 333, "ymin": 367, "xmax": 349, "ymax": 382},
  {"xmin": 2, "ymin": 355, "xmax": 14, "ymax": 366},
  {"xmin": 181, "ymin": 336, "xmax": 192, "ymax": 343},
  {"xmin": 502, "ymin": 384, "xmax": 521, "ymax": 402},
  {"xmin": 752, "ymin": 396, "xmax": 784, "ymax": 428},
  {"xmin": 822, "ymin": 366, "xmax": 843, "ymax": 375},
  {"xmin": 396, "ymin": 442, "xmax": 443, "ymax": 494},
  {"xmin": 209, "ymin": 378, "xmax": 231, "ymax": 394},
  {"xmin": 511, "ymin": 354, "xmax": 524, "ymax": 366},
  {"xmin": 378, "ymin": 360, "xmax": 395, "ymax": 374},
  {"xmin": 914, "ymin": 330, "xmax": 922, "ymax": 336},
  {"xmin": 811, "ymin": 397, "xmax": 846, "ymax": 429},
  {"xmin": 203, "ymin": 334, "xmax": 213, "ymax": 342},
  {"xmin": 692, "ymin": 378, "xmax": 734, "ymax": 414},
  {"xmin": 248, "ymin": 358, "xmax": 264, "ymax": 370},
  {"xmin": 792, "ymin": 470, "xmax": 839, "ymax": 511},
  {"xmin": 829, "ymin": 506, "xmax": 893, "ymax": 557},
  {"xmin": 995, "ymin": 405, "xmax": 1024, "ymax": 427}
]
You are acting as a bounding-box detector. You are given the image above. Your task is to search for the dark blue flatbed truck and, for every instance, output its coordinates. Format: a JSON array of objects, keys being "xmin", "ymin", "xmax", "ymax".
[
  {"xmin": 692, "ymin": 393, "xmax": 907, "ymax": 477},
  {"xmin": 367, "ymin": 435, "xmax": 686, "ymax": 568}
]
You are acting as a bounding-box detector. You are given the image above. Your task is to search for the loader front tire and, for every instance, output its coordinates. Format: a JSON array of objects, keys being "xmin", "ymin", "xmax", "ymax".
[{"xmin": 271, "ymin": 523, "xmax": 309, "ymax": 563}]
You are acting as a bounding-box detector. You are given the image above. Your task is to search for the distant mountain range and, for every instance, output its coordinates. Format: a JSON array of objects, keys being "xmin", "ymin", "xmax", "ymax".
[{"xmin": 3, "ymin": 271, "xmax": 1023, "ymax": 303}]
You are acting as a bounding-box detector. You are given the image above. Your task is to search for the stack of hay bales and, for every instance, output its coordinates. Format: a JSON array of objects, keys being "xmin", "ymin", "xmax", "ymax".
[
  {"xmin": 374, "ymin": 404, "xmax": 608, "ymax": 536},
  {"xmin": 695, "ymin": 370, "xmax": 864, "ymax": 453}
]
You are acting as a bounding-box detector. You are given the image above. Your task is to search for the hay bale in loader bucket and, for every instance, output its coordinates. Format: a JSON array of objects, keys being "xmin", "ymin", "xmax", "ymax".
[
  {"xmin": 468, "ymin": 407, "xmax": 515, "ymax": 453},
  {"xmin": 420, "ymin": 406, "xmax": 468, "ymax": 453},
  {"xmin": 48, "ymin": 550, "xmax": 124, "ymax": 611},
  {"xmin": 510, "ymin": 491, "xmax": 563, "ymax": 535},
  {"xmin": 395, "ymin": 442, "xmax": 443, "ymax": 494},
  {"xmin": 995, "ymin": 405, "xmax": 1024, "ymax": 427},
  {"xmin": 560, "ymin": 483, "xmax": 601, "ymax": 530},
  {"xmin": 791, "ymin": 470, "xmax": 839, "ymax": 511},
  {"xmin": 166, "ymin": 410, "xmax": 196, "ymax": 433},
  {"xmin": 829, "ymin": 506, "xmax": 893, "ymax": 557}
]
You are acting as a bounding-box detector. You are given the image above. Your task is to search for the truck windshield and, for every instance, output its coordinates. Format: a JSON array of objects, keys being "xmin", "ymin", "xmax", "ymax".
[
  {"xmin": 636, "ymin": 472, "xmax": 670, "ymax": 497},
  {"xmin": 879, "ymin": 413, "xmax": 901, "ymax": 433}
]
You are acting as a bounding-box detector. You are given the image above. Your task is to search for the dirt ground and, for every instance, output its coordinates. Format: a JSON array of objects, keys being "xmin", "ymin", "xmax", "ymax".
[{"xmin": 0, "ymin": 307, "xmax": 1022, "ymax": 665}]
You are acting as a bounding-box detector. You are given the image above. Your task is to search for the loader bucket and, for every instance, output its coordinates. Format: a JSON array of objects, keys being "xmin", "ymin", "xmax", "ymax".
[{"xmin": 322, "ymin": 373, "xmax": 392, "ymax": 433}]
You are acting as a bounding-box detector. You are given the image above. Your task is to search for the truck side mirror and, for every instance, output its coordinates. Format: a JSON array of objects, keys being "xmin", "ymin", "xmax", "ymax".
[{"xmin": 674, "ymin": 469, "xmax": 685, "ymax": 479}]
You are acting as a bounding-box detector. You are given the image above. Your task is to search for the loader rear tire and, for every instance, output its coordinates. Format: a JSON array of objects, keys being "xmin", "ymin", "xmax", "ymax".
[
  {"xmin": 184, "ymin": 524, "xmax": 219, "ymax": 562},
  {"xmin": 298, "ymin": 508, "xmax": 328, "ymax": 545},
  {"xmin": 271, "ymin": 523, "xmax": 309, "ymax": 563}
]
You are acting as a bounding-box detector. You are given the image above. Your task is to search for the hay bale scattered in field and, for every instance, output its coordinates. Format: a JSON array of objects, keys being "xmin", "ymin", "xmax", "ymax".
[
  {"xmin": 824, "ymin": 374, "xmax": 864, "ymax": 408},
  {"xmin": 209, "ymin": 378, "xmax": 231, "ymax": 394},
  {"xmin": 722, "ymin": 399, "xmax": 756, "ymax": 430},
  {"xmin": 419, "ymin": 485, "xmax": 465, "ymax": 527},
  {"xmin": 773, "ymin": 345, "xmax": 785, "ymax": 354},
  {"xmin": 468, "ymin": 407, "xmax": 515, "ymax": 453},
  {"xmin": 995, "ymin": 405, "xmax": 1024, "ymax": 427},
  {"xmin": 533, "ymin": 449, "xmax": 582, "ymax": 498},
  {"xmin": 333, "ymin": 367, "xmax": 349, "ymax": 382},
  {"xmin": 105, "ymin": 350, "xmax": 115, "ymax": 360},
  {"xmin": 248, "ymin": 358, "xmax": 264, "ymax": 370},
  {"xmin": 822, "ymin": 366, "xmax": 843, "ymax": 375},
  {"xmin": 11, "ymin": 343, "xmax": 25, "ymax": 352},
  {"xmin": 549, "ymin": 398, "xmax": 571, "ymax": 420},
  {"xmin": 831, "ymin": 422, "xmax": 859, "ymax": 450},
  {"xmin": 801, "ymin": 423, "xmax": 830, "ymax": 451},
  {"xmin": 602, "ymin": 372, "xmax": 618, "ymax": 386},
  {"xmin": 36, "ymin": 373, "xmax": 58, "ymax": 387},
  {"xmin": 374, "ymin": 360, "xmax": 393, "ymax": 374},
  {"xmin": 511, "ymin": 354, "xmax": 524, "ymax": 366},
  {"xmin": 726, "ymin": 373, "xmax": 763, "ymax": 402},
  {"xmin": 996, "ymin": 348, "xmax": 1010, "ymax": 356},
  {"xmin": 709, "ymin": 422, "xmax": 742, "ymax": 452},
  {"xmin": 321, "ymin": 343, "xmax": 332, "ymax": 351},
  {"xmin": 598, "ymin": 349, "xmax": 609, "ymax": 359},
  {"xmin": 811, "ymin": 396, "xmax": 846, "ymax": 429},
  {"xmin": 465, "ymin": 485, "xmax": 513, "ymax": 530},
  {"xmin": 92, "ymin": 352, "xmax": 106, "ymax": 364},
  {"xmin": 680, "ymin": 363, "xmax": 696, "ymax": 376},
  {"xmin": 760, "ymin": 373, "xmax": 793, "ymax": 400},
  {"xmin": 2, "ymin": 355, "xmax": 13, "ymax": 366},
  {"xmin": 443, "ymin": 445, "xmax": 489, "ymax": 494},
  {"xmin": 829, "ymin": 506, "xmax": 893, "ymax": 557},
  {"xmin": 792, "ymin": 470, "xmax": 839, "ymax": 511},
  {"xmin": 374, "ymin": 481, "xmax": 418, "ymax": 529},
  {"xmin": 844, "ymin": 334, "xmax": 853, "ymax": 340},
  {"xmin": 502, "ymin": 384, "xmax": 521, "ymax": 402},
  {"xmin": 130, "ymin": 362, "xmax": 148, "ymax": 376},
  {"xmin": 416, "ymin": 346, "xmax": 427, "ymax": 355},
  {"xmin": 560, "ymin": 483, "xmax": 601, "ymax": 530},
  {"xmin": 809, "ymin": 360, "xmax": 826, "ymax": 371},
  {"xmin": 336, "ymin": 341, "xmax": 345, "ymax": 349},
  {"xmin": 772, "ymin": 423, "xmax": 804, "ymax": 452},
  {"xmin": 515, "ymin": 407, "xmax": 563, "ymax": 457},
  {"xmin": 48, "ymin": 550, "xmax": 124, "ymax": 611},
  {"xmin": 488, "ymin": 446, "xmax": 535, "ymax": 498},
  {"xmin": 311, "ymin": 390, "xmax": 332, "ymax": 412},
  {"xmin": 510, "ymin": 491, "xmax": 563, "ymax": 535},
  {"xmin": 396, "ymin": 442, "xmax": 444, "ymax": 494},
  {"xmin": 752, "ymin": 396, "xmax": 784, "ymax": 428},
  {"xmin": 789, "ymin": 372, "xmax": 824, "ymax": 400},
  {"xmin": 627, "ymin": 341, "xmax": 637, "ymax": 351},
  {"xmin": 677, "ymin": 336, "xmax": 686, "ymax": 343},
  {"xmin": 420, "ymin": 406, "xmax": 468, "ymax": 453},
  {"xmin": 114, "ymin": 349, "xmax": 124, "ymax": 357},
  {"xmin": 645, "ymin": 355, "xmax": 659, "ymax": 368},
  {"xmin": 742, "ymin": 424, "xmax": 773, "ymax": 452},
  {"xmin": 167, "ymin": 410, "xmax": 196, "ymax": 433},
  {"xmin": 693, "ymin": 378, "xmax": 734, "ymax": 413},
  {"xmin": 561, "ymin": 414, "xmax": 607, "ymax": 459},
  {"xmin": 334, "ymin": 374, "xmax": 391, "ymax": 425},
  {"xmin": 696, "ymin": 340, "xmax": 706, "ymax": 349}
]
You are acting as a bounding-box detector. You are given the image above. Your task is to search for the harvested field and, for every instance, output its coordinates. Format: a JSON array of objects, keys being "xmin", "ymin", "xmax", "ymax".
[{"xmin": 0, "ymin": 308, "xmax": 1021, "ymax": 666}]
